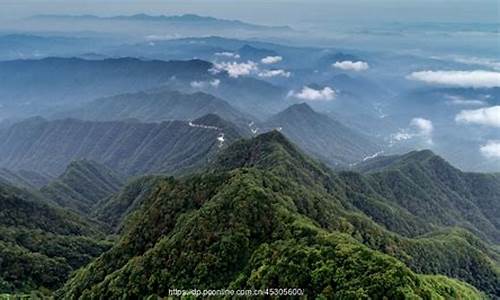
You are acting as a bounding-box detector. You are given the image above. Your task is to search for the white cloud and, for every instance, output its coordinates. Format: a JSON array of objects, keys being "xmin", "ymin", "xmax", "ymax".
[
  {"xmin": 445, "ymin": 95, "xmax": 486, "ymax": 106},
  {"xmin": 190, "ymin": 79, "xmax": 221, "ymax": 89},
  {"xmin": 455, "ymin": 106, "xmax": 500, "ymax": 127},
  {"xmin": 214, "ymin": 52, "xmax": 240, "ymax": 59},
  {"xmin": 408, "ymin": 70, "xmax": 500, "ymax": 88},
  {"xmin": 390, "ymin": 117, "xmax": 434, "ymax": 145},
  {"xmin": 288, "ymin": 86, "xmax": 336, "ymax": 101},
  {"xmin": 210, "ymin": 79, "xmax": 221, "ymax": 87},
  {"xmin": 210, "ymin": 61, "xmax": 258, "ymax": 78},
  {"xmin": 145, "ymin": 34, "xmax": 181, "ymax": 41},
  {"xmin": 452, "ymin": 56, "xmax": 500, "ymax": 71},
  {"xmin": 258, "ymin": 69, "xmax": 291, "ymax": 78},
  {"xmin": 190, "ymin": 81, "xmax": 205, "ymax": 88},
  {"xmin": 261, "ymin": 56, "xmax": 282, "ymax": 64},
  {"xmin": 411, "ymin": 118, "xmax": 434, "ymax": 137},
  {"xmin": 333, "ymin": 60, "xmax": 370, "ymax": 72},
  {"xmin": 480, "ymin": 141, "xmax": 500, "ymax": 158},
  {"xmin": 392, "ymin": 131, "xmax": 413, "ymax": 142}
]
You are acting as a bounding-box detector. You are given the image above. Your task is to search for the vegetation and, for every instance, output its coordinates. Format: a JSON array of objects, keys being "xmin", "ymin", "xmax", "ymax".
[
  {"xmin": 264, "ymin": 103, "xmax": 381, "ymax": 167},
  {"xmin": 58, "ymin": 132, "xmax": 498, "ymax": 298},
  {"xmin": 56, "ymin": 90, "xmax": 250, "ymax": 127},
  {"xmin": 40, "ymin": 160, "xmax": 125, "ymax": 214},
  {"xmin": 0, "ymin": 114, "xmax": 242, "ymax": 176},
  {"xmin": 0, "ymin": 182, "xmax": 111, "ymax": 294}
]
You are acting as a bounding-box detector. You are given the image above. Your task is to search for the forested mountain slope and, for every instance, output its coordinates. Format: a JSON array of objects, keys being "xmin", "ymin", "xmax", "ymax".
[
  {"xmin": 0, "ymin": 181, "xmax": 110, "ymax": 293},
  {"xmin": 0, "ymin": 168, "xmax": 52, "ymax": 189},
  {"xmin": 350, "ymin": 150, "xmax": 500, "ymax": 243},
  {"xmin": 40, "ymin": 160, "xmax": 125, "ymax": 214},
  {"xmin": 0, "ymin": 115, "xmax": 243, "ymax": 176},
  {"xmin": 58, "ymin": 131, "xmax": 498, "ymax": 298},
  {"xmin": 54, "ymin": 90, "xmax": 251, "ymax": 126}
]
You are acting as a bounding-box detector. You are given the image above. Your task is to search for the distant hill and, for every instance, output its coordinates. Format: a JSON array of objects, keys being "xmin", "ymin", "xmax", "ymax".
[
  {"xmin": 0, "ymin": 56, "xmax": 289, "ymax": 120},
  {"xmin": 40, "ymin": 160, "xmax": 125, "ymax": 214},
  {"xmin": 54, "ymin": 90, "xmax": 251, "ymax": 127},
  {"xmin": 263, "ymin": 103, "xmax": 382, "ymax": 167},
  {"xmin": 0, "ymin": 115, "xmax": 243, "ymax": 177},
  {"xmin": 59, "ymin": 132, "xmax": 499, "ymax": 298},
  {"xmin": 30, "ymin": 14, "xmax": 292, "ymax": 31},
  {"xmin": 0, "ymin": 57, "xmax": 213, "ymax": 119},
  {"xmin": 0, "ymin": 34, "xmax": 105, "ymax": 61},
  {"xmin": 0, "ymin": 168, "xmax": 52, "ymax": 189},
  {"xmin": 0, "ymin": 181, "xmax": 110, "ymax": 293}
]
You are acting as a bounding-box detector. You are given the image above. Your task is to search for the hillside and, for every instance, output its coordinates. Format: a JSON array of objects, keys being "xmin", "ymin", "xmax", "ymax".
[
  {"xmin": 92, "ymin": 176, "xmax": 166, "ymax": 231},
  {"xmin": 0, "ymin": 115, "xmax": 243, "ymax": 176},
  {"xmin": 0, "ymin": 57, "xmax": 214, "ymax": 120},
  {"xmin": 54, "ymin": 90, "xmax": 251, "ymax": 126},
  {"xmin": 58, "ymin": 132, "xmax": 498, "ymax": 298},
  {"xmin": 40, "ymin": 160, "xmax": 125, "ymax": 214},
  {"xmin": 348, "ymin": 150, "xmax": 500, "ymax": 243},
  {"xmin": 264, "ymin": 103, "xmax": 381, "ymax": 167},
  {"xmin": 0, "ymin": 55, "xmax": 292, "ymax": 122},
  {"xmin": 0, "ymin": 168, "xmax": 52, "ymax": 189},
  {"xmin": 0, "ymin": 181, "xmax": 110, "ymax": 293}
]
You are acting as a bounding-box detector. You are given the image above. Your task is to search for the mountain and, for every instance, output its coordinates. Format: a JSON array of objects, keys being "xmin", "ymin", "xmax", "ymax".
[
  {"xmin": 0, "ymin": 181, "xmax": 110, "ymax": 294},
  {"xmin": 58, "ymin": 132, "xmax": 498, "ymax": 298},
  {"xmin": 0, "ymin": 168, "xmax": 52, "ymax": 189},
  {"xmin": 0, "ymin": 115, "xmax": 243, "ymax": 177},
  {"xmin": 92, "ymin": 176, "xmax": 166, "ymax": 232},
  {"xmin": 53, "ymin": 90, "xmax": 251, "ymax": 126},
  {"xmin": 40, "ymin": 160, "xmax": 125, "ymax": 214},
  {"xmin": 0, "ymin": 34, "xmax": 108, "ymax": 61},
  {"xmin": 350, "ymin": 150, "xmax": 500, "ymax": 243},
  {"xmin": 31, "ymin": 14, "xmax": 291, "ymax": 31},
  {"xmin": 0, "ymin": 57, "xmax": 213, "ymax": 119},
  {"xmin": 0, "ymin": 56, "xmax": 288, "ymax": 120},
  {"xmin": 264, "ymin": 103, "xmax": 382, "ymax": 167},
  {"xmin": 237, "ymin": 44, "xmax": 279, "ymax": 60}
]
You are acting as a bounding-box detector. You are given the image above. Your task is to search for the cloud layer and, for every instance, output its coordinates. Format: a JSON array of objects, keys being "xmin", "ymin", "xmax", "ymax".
[
  {"xmin": 333, "ymin": 60, "xmax": 369, "ymax": 72},
  {"xmin": 408, "ymin": 70, "xmax": 500, "ymax": 88},
  {"xmin": 411, "ymin": 118, "xmax": 434, "ymax": 137},
  {"xmin": 214, "ymin": 52, "xmax": 240, "ymax": 59},
  {"xmin": 480, "ymin": 141, "xmax": 500, "ymax": 158},
  {"xmin": 261, "ymin": 56, "xmax": 283, "ymax": 64},
  {"xmin": 288, "ymin": 86, "xmax": 336, "ymax": 101},
  {"xmin": 211, "ymin": 61, "xmax": 258, "ymax": 78},
  {"xmin": 455, "ymin": 106, "xmax": 500, "ymax": 127},
  {"xmin": 190, "ymin": 79, "xmax": 220, "ymax": 89},
  {"xmin": 391, "ymin": 117, "xmax": 434, "ymax": 145},
  {"xmin": 258, "ymin": 69, "xmax": 291, "ymax": 78},
  {"xmin": 445, "ymin": 95, "xmax": 486, "ymax": 107}
]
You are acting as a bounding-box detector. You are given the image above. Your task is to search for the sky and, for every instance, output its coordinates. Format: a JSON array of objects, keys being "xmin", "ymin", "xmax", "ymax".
[{"xmin": 0, "ymin": 0, "xmax": 498, "ymax": 26}]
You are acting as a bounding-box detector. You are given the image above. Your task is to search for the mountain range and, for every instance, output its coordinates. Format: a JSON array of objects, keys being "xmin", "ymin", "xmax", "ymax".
[
  {"xmin": 40, "ymin": 160, "xmax": 125, "ymax": 214},
  {"xmin": 263, "ymin": 103, "xmax": 382, "ymax": 167},
  {"xmin": 0, "ymin": 181, "xmax": 110, "ymax": 294},
  {"xmin": 0, "ymin": 115, "xmax": 242, "ymax": 176},
  {"xmin": 54, "ymin": 90, "xmax": 252, "ymax": 127},
  {"xmin": 30, "ymin": 14, "xmax": 292, "ymax": 31},
  {"xmin": 57, "ymin": 131, "xmax": 499, "ymax": 298}
]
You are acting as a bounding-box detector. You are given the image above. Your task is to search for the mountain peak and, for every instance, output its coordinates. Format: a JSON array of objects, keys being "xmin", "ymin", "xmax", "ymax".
[
  {"xmin": 213, "ymin": 130, "xmax": 331, "ymax": 184},
  {"xmin": 356, "ymin": 149, "xmax": 456, "ymax": 174},
  {"xmin": 284, "ymin": 102, "xmax": 315, "ymax": 114}
]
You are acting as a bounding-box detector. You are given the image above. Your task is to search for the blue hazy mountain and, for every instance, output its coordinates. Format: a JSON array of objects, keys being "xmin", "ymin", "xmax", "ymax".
[
  {"xmin": 30, "ymin": 14, "xmax": 292, "ymax": 31},
  {"xmin": 263, "ymin": 103, "xmax": 382, "ymax": 167}
]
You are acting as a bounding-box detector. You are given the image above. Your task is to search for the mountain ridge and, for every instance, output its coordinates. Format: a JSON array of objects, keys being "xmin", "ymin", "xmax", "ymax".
[{"xmin": 58, "ymin": 132, "xmax": 499, "ymax": 297}]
